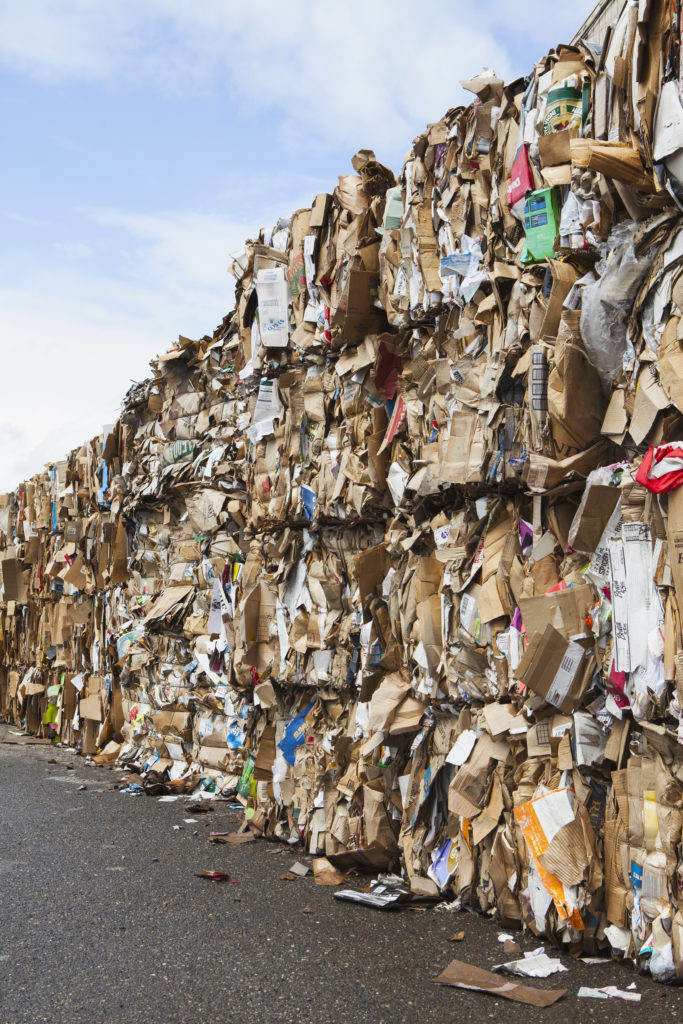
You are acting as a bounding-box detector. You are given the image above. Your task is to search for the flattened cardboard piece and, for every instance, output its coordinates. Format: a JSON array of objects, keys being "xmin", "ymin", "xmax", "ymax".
[
  {"xmin": 210, "ymin": 831, "xmax": 257, "ymax": 846},
  {"xmin": 326, "ymin": 841, "xmax": 395, "ymax": 872},
  {"xmin": 630, "ymin": 363, "xmax": 669, "ymax": 444},
  {"xmin": 538, "ymin": 816, "xmax": 591, "ymax": 887},
  {"xmin": 153, "ymin": 710, "xmax": 192, "ymax": 740},
  {"xmin": 603, "ymin": 717, "xmax": 629, "ymax": 765},
  {"xmin": 363, "ymin": 785, "xmax": 399, "ymax": 853},
  {"xmin": 432, "ymin": 958, "xmax": 566, "ymax": 1006},
  {"xmin": 186, "ymin": 489, "xmax": 226, "ymax": 534},
  {"xmin": 110, "ymin": 518, "xmax": 128, "ymax": 585},
  {"xmin": 517, "ymin": 624, "xmax": 587, "ymax": 714},
  {"xmin": 63, "ymin": 520, "xmax": 82, "ymax": 545},
  {"xmin": 79, "ymin": 694, "xmax": 103, "ymax": 723},
  {"xmin": 254, "ymin": 723, "xmax": 276, "ymax": 779},
  {"xmin": 478, "ymin": 574, "xmax": 506, "ymax": 623},
  {"xmin": 312, "ymin": 857, "xmax": 346, "ymax": 886},
  {"xmin": 1, "ymin": 735, "xmax": 52, "ymax": 745},
  {"xmin": 417, "ymin": 590, "xmax": 443, "ymax": 670},
  {"xmin": 1, "ymin": 558, "xmax": 28, "ymax": 604},
  {"xmin": 62, "ymin": 553, "xmax": 88, "ymax": 589},
  {"xmin": 333, "ymin": 271, "xmax": 383, "ymax": 344},
  {"xmin": 526, "ymin": 713, "xmax": 572, "ymax": 758},
  {"xmin": 518, "ymin": 583, "xmax": 592, "ymax": 640},
  {"xmin": 368, "ymin": 673, "xmax": 424, "ymax": 736},
  {"xmin": 482, "ymin": 701, "xmax": 526, "ymax": 737},
  {"xmin": 524, "ymin": 442, "xmax": 609, "ymax": 493},
  {"xmin": 538, "ymin": 129, "xmax": 578, "ymax": 167},
  {"xmin": 335, "ymin": 335, "xmax": 378, "ymax": 377},
  {"xmin": 143, "ymin": 584, "xmax": 194, "ymax": 624},
  {"xmin": 539, "ymin": 261, "xmax": 580, "ymax": 341},
  {"xmin": 601, "ymin": 389, "xmax": 628, "ymax": 440},
  {"xmin": 658, "ymin": 316, "xmax": 683, "ymax": 411},
  {"xmin": 448, "ymin": 735, "xmax": 508, "ymax": 818},
  {"xmin": 92, "ymin": 740, "xmax": 122, "ymax": 765},
  {"xmin": 80, "ymin": 718, "xmax": 99, "ymax": 755},
  {"xmin": 541, "ymin": 164, "xmax": 572, "ymax": 186},
  {"xmin": 389, "ymin": 695, "xmax": 427, "ymax": 735},
  {"xmin": 667, "ymin": 486, "xmax": 683, "ymax": 610},
  {"xmin": 481, "ymin": 514, "xmax": 511, "ymax": 583},
  {"xmin": 570, "ymin": 486, "xmax": 621, "ymax": 553},
  {"xmin": 243, "ymin": 582, "xmax": 277, "ymax": 645},
  {"xmin": 309, "ymin": 192, "xmax": 331, "ymax": 228},
  {"xmin": 570, "ymin": 138, "xmax": 656, "ymax": 192},
  {"xmin": 548, "ymin": 311, "xmax": 606, "ymax": 457},
  {"xmin": 354, "ymin": 544, "xmax": 389, "ymax": 604},
  {"xmin": 471, "ymin": 772, "xmax": 504, "ymax": 845}
]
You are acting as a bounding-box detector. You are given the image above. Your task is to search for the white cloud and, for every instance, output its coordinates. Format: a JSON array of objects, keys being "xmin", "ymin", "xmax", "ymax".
[
  {"xmin": 0, "ymin": 206, "xmax": 254, "ymax": 491},
  {"xmin": 0, "ymin": 175, "xmax": 336, "ymax": 492},
  {"xmin": 0, "ymin": 282, "xmax": 159, "ymax": 490},
  {"xmin": 0, "ymin": 0, "xmax": 600, "ymax": 162},
  {"xmin": 83, "ymin": 208, "xmax": 245, "ymax": 298}
]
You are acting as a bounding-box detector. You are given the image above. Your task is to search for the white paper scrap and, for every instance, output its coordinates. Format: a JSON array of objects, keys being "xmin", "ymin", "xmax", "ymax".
[
  {"xmin": 494, "ymin": 953, "xmax": 567, "ymax": 978},
  {"xmin": 578, "ymin": 986, "xmax": 641, "ymax": 1002},
  {"xmin": 446, "ymin": 729, "xmax": 478, "ymax": 766}
]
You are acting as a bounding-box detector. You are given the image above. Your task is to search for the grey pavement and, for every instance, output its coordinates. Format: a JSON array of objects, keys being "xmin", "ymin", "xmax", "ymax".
[{"xmin": 0, "ymin": 723, "xmax": 681, "ymax": 1024}]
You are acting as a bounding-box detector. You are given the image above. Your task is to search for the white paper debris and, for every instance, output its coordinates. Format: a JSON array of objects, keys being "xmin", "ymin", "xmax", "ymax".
[
  {"xmin": 446, "ymin": 729, "xmax": 478, "ymax": 766},
  {"xmin": 493, "ymin": 953, "xmax": 567, "ymax": 978},
  {"xmin": 578, "ymin": 986, "xmax": 641, "ymax": 1002}
]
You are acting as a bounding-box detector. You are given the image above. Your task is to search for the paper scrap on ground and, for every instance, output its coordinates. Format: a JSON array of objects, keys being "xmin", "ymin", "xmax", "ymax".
[
  {"xmin": 432, "ymin": 958, "xmax": 566, "ymax": 1006},
  {"xmin": 494, "ymin": 952, "xmax": 567, "ymax": 978},
  {"xmin": 578, "ymin": 986, "xmax": 641, "ymax": 1001}
]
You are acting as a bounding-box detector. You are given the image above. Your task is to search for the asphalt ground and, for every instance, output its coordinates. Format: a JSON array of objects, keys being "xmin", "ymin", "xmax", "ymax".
[{"xmin": 1, "ymin": 723, "xmax": 682, "ymax": 1024}]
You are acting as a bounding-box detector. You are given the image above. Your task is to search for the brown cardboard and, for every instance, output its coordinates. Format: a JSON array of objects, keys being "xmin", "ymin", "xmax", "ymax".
[
  {"xmin": 1, "ymin": 558, "xmax": 28, "ymax": 604},
  {"xmin": 432, "ymin": 958, "xmax": 566, "ymax": 1006},
  {"xmin": 548, "ymin": 311, "xmax": 606, "ymax": 457},
  {"xmin": 630, "ymin": 362, "xmax": 669, "ymax": 444},
  {"xmin": 354, "ymin": 544, "xmax": 389, "ymax": 605},
  {"xmin": 601, "ymin": 390, "xmax": 628, "ymax": 442},
  {"xmin": 79, "ymin": 694, "xmax": 103, "ymax": 722},
  {"xmin": 143, "ymin": 584, "xmax": 194, "ymax": 624},
  {"xmin": 333, "ymin": 271, "xmax": 383, "ymax": 344},
  {"xmin": 517, "ymin": 625, "xmax": 587, "ymax": 714},
  {"xmin": 570, "ymin": 138, "xmax": 657, "ymax": 192},
  {"xmin": 659, "ymin": 316, "xmax": 683, "ymax": 411},
  {"xmin": 538, "ymin": 130, "xmax": 578, "ymax": 168},
  {"xmin": 570, "ymin": 486, "xmax": 621, "ymax": 553},
  {"xmin": 482, "ymin": 701, "xmax": 526, "ymax": 737},
  {"xmin": 667, "ymin": 487, "xmax": 683, "ymax": 610},
  {"xmin": 539, "ymin": 261, "xmax": 579, "ymax": 341},
  {"xmin": 518, "ymin": 583, "xmax": 592, "ymax": 640}
]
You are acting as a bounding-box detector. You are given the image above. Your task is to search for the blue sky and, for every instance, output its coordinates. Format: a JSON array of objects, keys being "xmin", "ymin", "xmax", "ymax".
[{"xmin": 0, "ymin": 0, "xmax": 597, "ymax": 490}]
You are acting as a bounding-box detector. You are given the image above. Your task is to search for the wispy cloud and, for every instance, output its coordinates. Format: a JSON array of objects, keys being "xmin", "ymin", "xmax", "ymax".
[
  {"xmin": 5, "ymin": 211, "xmax": 47, "ymax": 228},
  {"xmin": 0, "ymin": 178, "xmax": 336, "ymax": 491},
  {"xmin": 53, "ymin": 241, "xmax": 93, "ymax": 260},
  {"xmin": 0, "ymin": 1, "xmax": 598, "ymax": 161},
  {"xmin": 0, "ymin": 206, "xmax": 255, "ymax": 490}
]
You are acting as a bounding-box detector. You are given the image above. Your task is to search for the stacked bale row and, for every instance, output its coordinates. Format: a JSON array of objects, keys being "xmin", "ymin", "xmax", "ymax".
[{"xmin": 3, "ymin": 4, "xmax": 683, "ymax": 980}]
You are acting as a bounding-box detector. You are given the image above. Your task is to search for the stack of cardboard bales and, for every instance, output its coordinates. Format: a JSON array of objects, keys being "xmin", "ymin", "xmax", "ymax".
[{"xmin": 5, "ymin": 1, "xmax": 683, "ymax": 980}]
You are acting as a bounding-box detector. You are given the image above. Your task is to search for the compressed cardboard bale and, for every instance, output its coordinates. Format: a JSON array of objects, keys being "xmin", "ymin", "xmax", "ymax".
[{"xmin": 4, "ymin": 8, "xmax": 683, "ymax": 984}]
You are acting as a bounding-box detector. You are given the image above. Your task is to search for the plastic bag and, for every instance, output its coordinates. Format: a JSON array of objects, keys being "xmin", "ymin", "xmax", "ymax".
[
  {"xmin": 580, "ymin": 221, "xmax": 652, "ymax": 389},
  {"xmin": 647, "ymin": 916, "xmax": 677, "ymax": 984}
]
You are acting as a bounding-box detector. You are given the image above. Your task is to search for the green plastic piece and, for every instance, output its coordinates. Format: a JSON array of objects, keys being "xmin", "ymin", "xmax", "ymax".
[{"xmin": 521, "ymin": 187, "xmax": 560, "ymax": 264}]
